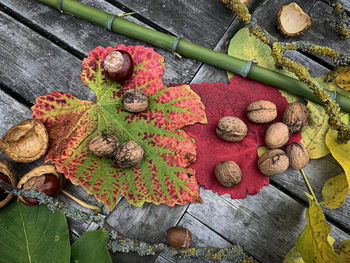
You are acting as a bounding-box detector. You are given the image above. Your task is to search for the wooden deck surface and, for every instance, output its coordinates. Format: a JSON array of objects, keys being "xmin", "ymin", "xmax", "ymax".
[{"xmin": 0, "ymin": 0, "xmax": 350, "ymax": 262}]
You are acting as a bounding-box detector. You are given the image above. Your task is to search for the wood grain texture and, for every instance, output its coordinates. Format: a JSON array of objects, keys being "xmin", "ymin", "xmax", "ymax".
[{"xmin": 0, "ymin": 0, "xmax": 202, "ymax": 85}]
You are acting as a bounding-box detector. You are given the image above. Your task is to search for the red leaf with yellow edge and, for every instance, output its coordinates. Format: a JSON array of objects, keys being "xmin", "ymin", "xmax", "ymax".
[
  {"xmin": 183, "ymin": 76, "xmax": 301, "ymax": 198},
  {"xmin": 32, "ymin": 45, "xmax": 206, "ymax": 210}
]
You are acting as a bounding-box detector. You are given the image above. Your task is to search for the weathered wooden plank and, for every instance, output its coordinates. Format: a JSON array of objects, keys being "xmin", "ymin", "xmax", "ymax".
[
  {"xmin": 157, "ymin": 213, "xmax": 235, "ymax": 263},
  {"xmin": 187, "ymin": 187, "xmax": 350, "ymax": 263},
  {"xmin": 0, "ymin": 11, "xmax": 95, "ymax": 104},
  {"xmin": 107, "ymin": 0, "xmax": 235, "ymax": 49},
  {"xmin": 0, "ymin": 0, "xmax": 201, "ymax": 85}
]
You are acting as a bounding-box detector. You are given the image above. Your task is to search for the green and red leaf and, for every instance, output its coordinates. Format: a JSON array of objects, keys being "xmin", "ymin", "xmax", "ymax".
[{"xmin": 32, "ymin": 45, "xmax": 206, "ymax": 210}]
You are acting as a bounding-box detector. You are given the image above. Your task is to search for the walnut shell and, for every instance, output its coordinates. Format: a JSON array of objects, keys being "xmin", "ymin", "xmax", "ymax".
[
  {"xmin": 215, "ymin": 161, "xmax": 242, "ymax": 187},
  {"xmin": 258, "ymin": 149, "xmax": 289, "ymax": 176},
  {"xmin": 265, "ymin": 122, "xmax": 289, "ymax": 149},
  {"xmin": 165, "ymin": 226, "xmax": 191, "ymax": 249},
  {"xmin": 114, "ymin": 141, "xmax": 144, "ymax": 168},
  {"xmin": 17, "ymin": 164, "xmax": 65, "ymax": 206},
  {"xmin": 283, "ymin": 102, "xmax": 309, "ymax": 133},
  {"xmin": 286, "ymin": 142, "xmax": 309, "ymax": 170},
  {"xmin": 0, "ymin": 119, "xmax": 49, "ymax": 163},
  {"xmin": 122, "ymin": 89, "xmax": 149, "ymax": 113},
  {"xmin": 278, "ymin": 3, "xmax": 312, "ymax": 37},
  {"xmin": 240, "ymin": 0, "xmax": 251, "ymax": 5},
  {"xmin": 246, "ymin": 100, "xmax": 277, "ymax": 123},
  {"xmin": 216, "ymin": 116, "xmax": 247, "ymax": 142},
  {"xmin": 0, "ymin": 158, "xmax": 17, "ymax": 208},
  {"xmin": 88, "ymin": 134, "xmax": 119, "ymax": 158}
]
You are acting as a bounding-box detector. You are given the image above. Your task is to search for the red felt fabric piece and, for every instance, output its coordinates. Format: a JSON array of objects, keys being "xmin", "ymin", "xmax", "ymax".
[{"xmin": 182, "ymin": 75, "xmax": 302, "ymax": 198}]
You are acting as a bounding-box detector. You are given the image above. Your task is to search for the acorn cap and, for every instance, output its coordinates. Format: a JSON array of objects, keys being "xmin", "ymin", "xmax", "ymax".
[
  {"xmin": 278, "ymin": 2, "xmax": 312, "ymax": 37},
  {"xmin": 0, "ymin": 158, "xmax": 17, "ymax": 208},
  {"xmin": 17, "ymin": 164, "xmax": 64, "ymax": 205},
  {"xmin": 0, "ymin": 119, "xmax": 49, "ymax": 163}
]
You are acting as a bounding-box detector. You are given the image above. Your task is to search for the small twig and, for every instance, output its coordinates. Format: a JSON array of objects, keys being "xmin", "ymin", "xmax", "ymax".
[
  {"xmin": 300, "ymin": 169, "xmax": 318, "ymax": 203},
  {"xmin": 0, "ymin": 179, "xmax": 257, "ymax": 262},
  {"xmin": 61, "ymin": 189, "xmax": 102, "ymax": 213},
  {"xmin": 327, "ymin": 0, "xmax": 350, "ymax": 39}
]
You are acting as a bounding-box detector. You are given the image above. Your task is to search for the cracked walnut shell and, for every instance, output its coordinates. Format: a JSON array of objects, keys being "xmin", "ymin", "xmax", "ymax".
[
  {"xmin": 0, "ymin": 119, "xmax": 49, "ymax": 163},
  {"xmin": 286, "ymin": 142, "xmax": 309, "ymax": 170},
  {"xmin": 216, "ymin": 116, "xmax": 247, "ymax": 142},
  {"xmin": 258, "ymin": 149, "xmax": 289, "ymax": 176},
  {"xmin": 0, "ymin": 158, "xmax": 17, "ymax": 208}
]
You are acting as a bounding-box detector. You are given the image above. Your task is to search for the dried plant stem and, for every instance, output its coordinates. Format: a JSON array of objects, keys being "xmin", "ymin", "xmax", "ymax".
[
  {"xmin": 300, "ymin": 169, "xmax": 318, "ymax": 203},
  {"xmin": 61, "ymin": 189, "xmax": 102, "ymax": 213},
  {"xmin": 222, "ymin": 0, "xmax": 350, "ymax": 143},
  {"xmin": 0, "ymin": 179, "xmax": 257, "ymax": 262}
]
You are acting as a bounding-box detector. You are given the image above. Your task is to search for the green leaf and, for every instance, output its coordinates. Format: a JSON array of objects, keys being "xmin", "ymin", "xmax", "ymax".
[
  {"xmin": 71, "ymin": 230, "xmax": 111, "ymax": 263},
  {"xmin": 296, "ymin": 193, "xmax": 340, "ymax": 263},
  {"xmin": 335, "ymin": 240, "xmax": 350, "ymax": 262},
  {"xmin": 283, "ymin": 246, "xmax": 305, "ymax": 263},
  {"xmin": 320, "ymin": 174, "xmax": 349, "ymax": 209},
  {"xmin": 0, "ymin": 200, "xmax": 70, "ymax": 263},
  {"xmin": 32, "ymin": 45, "xmax": 207, "ymax": 210}
]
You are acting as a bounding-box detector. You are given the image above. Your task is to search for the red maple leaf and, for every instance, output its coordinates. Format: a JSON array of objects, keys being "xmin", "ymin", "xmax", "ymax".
[{"xmin": 183, "ymin": 76, "xmax": 301, "ymax": 198}]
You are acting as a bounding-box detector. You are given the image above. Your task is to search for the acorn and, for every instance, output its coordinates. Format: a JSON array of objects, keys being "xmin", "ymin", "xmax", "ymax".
[
  {"xmin": 104, "ymin": 50, "xmax": 134, "ymax": 82},
  {"xmin": 165, "ymin": 226, "xmax": 192, "ymax": 249},
  {"xmin": 17, "ymin": 165, "xmax": 65, "ymax": 206},
  {"xmin": 0, "ymin": 158, "xmax": 17, "ymax": 208}
]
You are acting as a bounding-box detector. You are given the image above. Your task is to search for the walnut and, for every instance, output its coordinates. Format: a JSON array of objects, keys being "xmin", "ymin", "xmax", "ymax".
[
  {"xmin": 258, "ymin": 149, "xmax": 289, "ymax": 176},
  {"xmin": 283, "ymin": 102, "xmax": 309, "ymax": 133},
  {"xmin": 216, "ymin": 116, "xmax": 247, "ymax": 142},
  {"xmin": 88, "ymin": 134, "xmax": 119, "ymax": 158},
  {"xmin": 265, "ymin": 122, "xmax": 289, "ymax": 149},
  {"xmin": 215, "ymin": 161, "xmax": 242, "ymax": 187},
  {"xmin": 0, "ymin": 119, "xmax": 48, "ymax": 163},
  {"xmin": 114, "ymin": 141, "xmax": 144, "ymax": 168},
  {"xmin": 122, "ymin": 89, "xmax": 149, "ymax": 113},
  {"xmin": 286, "ymin": 142, "xmax": 309, "ymax": 170},
  {"xmin": 278, "ymin": 3, "xmax": 312, "ymax": 37},
  {"xmin": 246, "ymin": 100, "xmax": 277, "ymax": 123}
]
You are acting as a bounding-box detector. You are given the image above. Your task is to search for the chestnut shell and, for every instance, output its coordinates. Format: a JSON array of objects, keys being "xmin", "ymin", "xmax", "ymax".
[
  {"xmin": 17, "ymin": 164, "xmax": 65, "ymax": 206},
  {"xmin": 0, "ymin": 158, "xmax": 17, "ymax": 208},
  {"xmin": 104, "ymin": 50, "xmax": 134, "ymax": 82},
  {"xmin": 0, "ymin": 119, "xmax": 49, "ymax": 163}
]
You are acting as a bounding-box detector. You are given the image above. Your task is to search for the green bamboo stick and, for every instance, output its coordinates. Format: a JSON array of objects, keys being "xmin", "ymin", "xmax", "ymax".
[{"xmin": 38, "ymin": 0, "xmax": 350, "ymax": 113}]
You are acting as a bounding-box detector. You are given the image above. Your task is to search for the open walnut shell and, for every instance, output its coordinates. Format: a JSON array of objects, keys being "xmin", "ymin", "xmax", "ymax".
[
  {"xmin": 0, "ymin": 158, "xmax": 17, "ymax": 208},
  {"xmin": 278, "ymin": 2, "xmax": 312, "ymax": 37},
  {"xmin": 0, "ymin": 119, "xmax": 49, "ymax": 163},
  {"xmin": 240, "ymin": 0, "xmax": 251, "ymax": 5},
  {"xmin": 17, "ymin": 164, "xmax": 65, "ymax": 206}
]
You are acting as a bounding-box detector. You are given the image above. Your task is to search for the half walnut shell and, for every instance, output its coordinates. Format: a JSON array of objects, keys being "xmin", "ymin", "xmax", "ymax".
[
  {"xmin": 278, "ymin": 2, "xmax": 312, "ymax": 37},
  {"xmin": 0, "ymin": 119, "xmax": 49, "ymax": 163},
  {"xmin": 0, "ymin": 158, "xmax": 17, "ymax": 208},
  {"xmin": 17, "ymin": 164, "xmax": 65, "ymax": 206}
]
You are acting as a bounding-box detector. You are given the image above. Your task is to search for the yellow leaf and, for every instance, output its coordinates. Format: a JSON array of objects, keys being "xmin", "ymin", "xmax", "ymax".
[
  {"xmin": 336, "ymin": 240, "xmax": 350, "ymax": 263},
  {"xmin": 296, "ymin": 193, "xmax": 340, "ymax": 263},
  {"xmin": 336, "ymin": 67, "xmax": 350, "ymax": 91},
  {"xmin": 320, "ymin": 174, "xmax": 349, "ymax": 209},
  {"xmin": 301, "ymin": 101, "xmax": 330, "ymax": 159},
  {"xmin": 283, "ymin": 246, "xmax": 305, "ymax": 263},
  {"xmin": 257, "ymin": 146, "xmax": 268, "ymax": 157}
]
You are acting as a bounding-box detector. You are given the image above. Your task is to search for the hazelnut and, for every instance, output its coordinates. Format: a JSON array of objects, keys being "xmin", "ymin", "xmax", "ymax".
[
  {"xmin": 286, "ymin": 142, "xmax": 309, "ymax": 170},
  {"xmin": 258, "ymin": 149, "xmax": 289, "ymax": 176},
  {"xmin": 114, "ymin": 141, "xmax": 144, "ymax": 168},
  {"xmin": 0, "ymin": 119, "xmax": 49, "ymax": 163},
  {"xmin": 88, "ymin": 134, "xmax": 119, "ymax": 158},
  {"xmin": 265, "ymin": 122, "xmax": 289, "ymax": 149},
  {"xmin": 0, "ymin": 158, "xmax": 17, "ymax": 208},
  {"xmin": 283, "ymin": 102, "xmax": 308, "ymax": 133},
  {"xmin": 104, "ymin": 50, "xmax": 133, "ymax": 82},
  {"xmin": 216, "ymin": 116, "xmax": 247, "ymax": 142},
  {"xmin": 122, "ymin": 89, "xmax": 149, "ymax": 113},
  {"xmin": 165, "ymin": 226, "xmax": 191, "ymax": 249},
  {"xmin": 17, "ymin": 165, "xmax": 65, "ymax": 206},
  {"xmin": 246, "ymin": 100, "xmax": 277, "ymax": 123},
  {"xmin": 215, "ymin": 161, "xmax": 242, "ymax": 187}
]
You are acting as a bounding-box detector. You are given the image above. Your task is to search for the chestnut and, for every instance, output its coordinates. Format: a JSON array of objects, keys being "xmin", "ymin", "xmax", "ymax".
[
  {"xmin": 104, "ymin": 50, "xmax": 133, "ymax": 82},
  {"xmin": 165, "ymin": 226, "xmax": 192, "ymax": 249},
  {"xmin": 0, "ymin": 158, "xmax": 17, "ymax": 208},
  {"xmin": 17, "ymin": 165, "xmax": 65, "ymax": 206}
]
